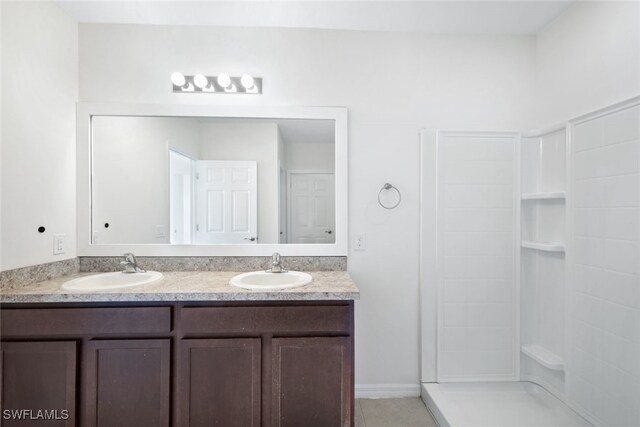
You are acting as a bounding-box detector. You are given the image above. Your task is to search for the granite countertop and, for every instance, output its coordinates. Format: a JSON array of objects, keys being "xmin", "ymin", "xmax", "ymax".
[{"xmin": 0, "ymin": 271, "xmax": 359, "ymax": 303}]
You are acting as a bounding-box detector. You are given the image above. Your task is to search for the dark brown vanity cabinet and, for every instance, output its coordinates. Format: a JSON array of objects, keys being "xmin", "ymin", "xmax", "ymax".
[
  {"xmin": 0, "ymin": 301, "xmax": 354, "ymax": 427},
  {"xmin": 1, "ymin": 341, "xmax": 77, "ymax": 426},
  {"xmin": 271, "ymin": 337, "xmax": 352, "ymax": 427},
  {"xmin": 177, "ymin": 338, "xmax": 261, "ymax": 427},
  {"xmin": 84, "ymin": 339, "xmax": 171, "ymax": 427},
  {"xmin": 0, "ymin": 307, "xmax": 172, "ymax": 427}
]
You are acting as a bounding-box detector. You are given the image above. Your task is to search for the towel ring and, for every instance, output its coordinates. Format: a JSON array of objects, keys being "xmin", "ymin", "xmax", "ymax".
[{"xmin": 378, "ymin": 183, "xmax": 402, "ymax": 209}]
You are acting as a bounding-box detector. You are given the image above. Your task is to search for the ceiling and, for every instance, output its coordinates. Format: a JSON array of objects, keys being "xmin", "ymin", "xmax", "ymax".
[
  {"xmin": 55, "ymin": 1, "xmax": 573, "ymax": 35},
  {"xmin": 196, "ymin": 117, "xmax": 335, "ymax": 145},
  {"xmin": 277, "ymin": 119, "xmax": 334, "ymax": 145}
]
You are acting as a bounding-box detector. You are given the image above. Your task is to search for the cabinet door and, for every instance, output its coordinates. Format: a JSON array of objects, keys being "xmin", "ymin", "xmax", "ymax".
[
  {"xmin": 272, "ymin": 337, "xmax": 352, "ymax": 427},
  {"xmin": 83, "ymin": 339, "xmax": 170, "ymax": 427},
  {"xmin": 0, "ymin": 341, "xmax": 77, "ymax": 426},
  {"xmin": 177, "ymin": 338, "xmax": 261, "ymax": 427}
]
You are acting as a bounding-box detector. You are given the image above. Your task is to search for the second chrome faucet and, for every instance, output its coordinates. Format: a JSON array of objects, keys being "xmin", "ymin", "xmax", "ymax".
[{"xmin": 267, "ymin": 252, "xmax": 287, "ymax": 273}]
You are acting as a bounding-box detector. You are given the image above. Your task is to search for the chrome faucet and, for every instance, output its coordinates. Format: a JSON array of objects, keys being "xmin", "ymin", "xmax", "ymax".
[
  {"xmin": 120, "ymin": 253, "xmax": 146, "ymax": 273},
  {"xmin": 267, "ymin": 252, "xmax": 287, "ymax": 273}
]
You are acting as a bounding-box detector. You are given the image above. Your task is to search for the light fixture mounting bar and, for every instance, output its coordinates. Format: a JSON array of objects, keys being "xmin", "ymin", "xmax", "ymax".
[{"xmin": 171, "ymin": 74, "xmax": 262, "ymax": 94}]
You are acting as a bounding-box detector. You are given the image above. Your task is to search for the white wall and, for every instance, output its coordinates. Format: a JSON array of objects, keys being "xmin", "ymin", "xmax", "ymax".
[
  {"xmin": 0, "ymin": 1, "xmax": 78, "ymax": 270},
  {"xmin": 199, "ymin": 122, "xmax": 280, "ymax": 244},
  {"xmin": 536, "ymin": 1, "xmax": 640, "ymax": 125},
  {"xmin": 0, "ymin": 2, "xmax": 3, "ymax": 271},
  {"xmin": 78, "ymin": 23, "xmax": 536, "ymax": 390},
  {"xmin": 284, "ymin": 141, "xmax": 335, "ymax": 171}
]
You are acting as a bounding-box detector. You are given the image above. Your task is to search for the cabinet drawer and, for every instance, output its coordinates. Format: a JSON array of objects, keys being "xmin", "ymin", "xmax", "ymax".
[
  {"xmin": 1, "ymin": 307, "xmax": 172, "ymax": 337},
  {"xmin": 181, "ymin": 305, "xmax": 351, "ymax": 335}
]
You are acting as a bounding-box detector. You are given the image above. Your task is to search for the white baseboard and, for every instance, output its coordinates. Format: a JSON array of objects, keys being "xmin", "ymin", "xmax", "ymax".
[{"xmin": 355, "ymin": 384, "xmax": 421, "ymax": 399}]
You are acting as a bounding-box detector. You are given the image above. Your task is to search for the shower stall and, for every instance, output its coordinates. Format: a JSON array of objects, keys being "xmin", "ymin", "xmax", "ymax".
[{"xmin": 420, "ymin": 96, "xmax": 640, "ymax": 427}]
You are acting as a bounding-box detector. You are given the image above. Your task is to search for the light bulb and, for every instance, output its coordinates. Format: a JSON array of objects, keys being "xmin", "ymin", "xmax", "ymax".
[
  {"xmin": 217, "ymin": 73, "xmax": 231, "ymax": 88},
  {"xmin": 193, "ymin": 74, "xmax": 209, "ymax": 89},
  {"xmin": 170, "ymin": 72, "xmax": 186, "ymax": 87},
  {"xmin": 240, "ymin": 74, "xmax": 255, "ymax": 89}
]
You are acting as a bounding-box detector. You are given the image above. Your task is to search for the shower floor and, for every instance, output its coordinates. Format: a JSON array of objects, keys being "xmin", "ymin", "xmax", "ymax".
[{"xmin": 422, "ymin": 382, "xmax": 593, "ymax": 427}]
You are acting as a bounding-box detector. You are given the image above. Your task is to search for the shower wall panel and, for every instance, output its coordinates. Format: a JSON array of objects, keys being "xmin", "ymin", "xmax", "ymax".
[
  {"xmin": 436, "ymin": 132, "xmax": 518, "ymax": 382},
  {"xmin": 568, "ymin": 102, "xmax": 640, "ymax": 427}
]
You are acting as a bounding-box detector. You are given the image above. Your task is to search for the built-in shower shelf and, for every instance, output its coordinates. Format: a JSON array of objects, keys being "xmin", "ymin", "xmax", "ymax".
[
  {"xmin": 521, "ymin": 191, "xmax": 566, "ymax": 201},
  {"xmin": 521, "ymin": 241, "xmax": 565, "ymax": 253},
  {"xmin": 521, "ymin": 345, "xmax": 565, "ymax": 371}
]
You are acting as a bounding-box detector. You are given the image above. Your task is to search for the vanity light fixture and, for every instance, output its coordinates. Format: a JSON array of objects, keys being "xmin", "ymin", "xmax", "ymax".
[
  {"xmin": 170, "ymin": 72, "xmax": 193, "ymax": 91},
  {"xmin": 193, "ymin": 74, "xmax": 216, "ymax": 92},
  {"xmin": 193, "ymin": 74, "xmax": 209, "ymax": 89},
  {"xmin": 217, "ymin": 73, "xmax": 231, "ymax": 88},
  {"xmin": 171, "ymin": 72, "xmax": 262, "ymax": 94},
  {"xmin": 216, "ymin": 73, "xmax": 237, "ymax": 93},
  {"xmin": 240, "ymin": 74, "xmax": 259, "ymax": 93}
]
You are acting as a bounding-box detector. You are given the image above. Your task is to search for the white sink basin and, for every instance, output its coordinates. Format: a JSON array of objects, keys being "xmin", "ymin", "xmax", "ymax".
[
  {"xmin": 62, "ymin": 271, "xmax": 163, "ymax": 291},
  {"xmin": 230, "ymin": 271, "xmax": 312, "ymax": 290}
]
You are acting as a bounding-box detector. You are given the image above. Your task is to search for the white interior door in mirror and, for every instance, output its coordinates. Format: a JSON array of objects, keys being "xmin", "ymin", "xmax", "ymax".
[
  {"xmin": 288, "ymin": 173, "xmax": 335, "ymax": 243},
  {"xmin": 196, "ymin": 160, "xmax": 258, "ymax": 244},
  {"xmin": 169, "ymin": 151, "xmax": 195, "ymax": 245}
]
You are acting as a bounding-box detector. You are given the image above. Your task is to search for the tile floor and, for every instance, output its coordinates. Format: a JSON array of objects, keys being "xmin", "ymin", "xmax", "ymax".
[{"xmin": 355, "ymin": 398, "xmax": 438, "ymax": 427}]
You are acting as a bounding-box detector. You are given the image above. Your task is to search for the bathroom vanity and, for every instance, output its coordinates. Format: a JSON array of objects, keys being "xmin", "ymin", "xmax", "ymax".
[
  {"xmin": 0, "ymin": 271, "xmax": 358, "ymax": 427},
  {"xmin": 0, "ymin": 102, "xmax": 356, "ymax": 426}
]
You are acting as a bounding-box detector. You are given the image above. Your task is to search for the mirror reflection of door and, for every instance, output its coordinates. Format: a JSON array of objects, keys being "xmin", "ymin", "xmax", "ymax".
[
  {"xmin": 279, "ymin": 166, "xmax": 287, "ymax": 243},
  {"xmin": 195, "ymin": 160, "xmax": 258, "ymax": 244},
  {"xmin": 169, "ymin": 150, "xmax": 195, "ymax": 244},
  {"xmin": 287, "ymin": 172, "xmax": 335, "ymax": 244}
]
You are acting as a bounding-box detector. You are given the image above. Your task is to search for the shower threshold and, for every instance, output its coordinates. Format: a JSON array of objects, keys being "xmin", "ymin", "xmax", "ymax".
[{"xmin": 422, "ymin": 382, "xmax": 593, "ymax": 427}]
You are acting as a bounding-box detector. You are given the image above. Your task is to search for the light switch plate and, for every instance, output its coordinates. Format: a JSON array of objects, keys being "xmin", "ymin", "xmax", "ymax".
[{"xmin": 53, "ymin": 234, "xmax": 66, "ymax": 255}]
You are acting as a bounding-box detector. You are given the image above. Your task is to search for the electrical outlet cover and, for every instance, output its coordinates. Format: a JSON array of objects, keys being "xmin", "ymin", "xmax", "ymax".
[
  {"xmin": 354, "ymin": 233, "xmax": 366, "ymax": 251},
  {"xmin": 53, "ymin": 234, "xmax": 66, "ymax": 255}
]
